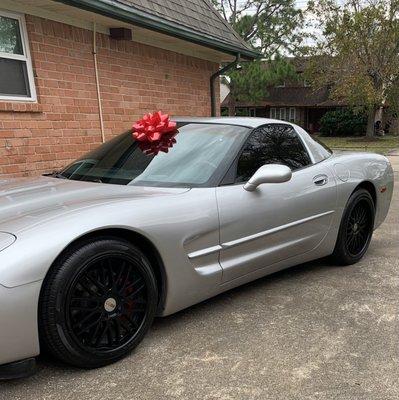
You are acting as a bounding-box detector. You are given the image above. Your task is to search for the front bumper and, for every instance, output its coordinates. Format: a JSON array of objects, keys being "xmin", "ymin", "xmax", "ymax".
[{"xmin": 0, "ymin": 281, "xmax": 42, "ymax": 366}]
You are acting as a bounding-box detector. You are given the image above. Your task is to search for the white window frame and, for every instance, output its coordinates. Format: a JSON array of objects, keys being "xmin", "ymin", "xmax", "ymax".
[
  {"xmin": 249, "ymin": 107, "xmax": 256, "ymax": 117},
  {"xmin": 289, "ymin": 107, "xmax": 296, "ymax": 122},
  {"xmin": 279, "ymin": 108, "xmax": 286, "ymax": 121},
  {"xmin": 270, "ymin": 107, "xmax": 276, "ymax": 119},
  {"xmin": 0, "ymin": 9, "xmax": 37, "ymax": 102}
]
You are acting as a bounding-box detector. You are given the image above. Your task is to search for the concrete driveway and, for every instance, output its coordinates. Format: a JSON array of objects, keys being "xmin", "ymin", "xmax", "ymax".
[{"xmin": 1, "ymin": 156, "xmax": 398, "ymax": 400}]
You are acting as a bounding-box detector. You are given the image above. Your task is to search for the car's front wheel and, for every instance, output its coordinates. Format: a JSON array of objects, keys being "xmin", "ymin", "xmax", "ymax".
[
  {"xmin": 39, "ymin": 237, "xmax": 158, "ymax": 368},
  {"xmin": 332, "ymin": 188, "xmax": 375, "ymax": 265}
]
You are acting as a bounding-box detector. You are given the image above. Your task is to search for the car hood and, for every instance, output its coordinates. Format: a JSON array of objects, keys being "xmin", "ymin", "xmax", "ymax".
[{"xmin": 0, "ymin": 176, "xmax": 189, "ymax": 232}]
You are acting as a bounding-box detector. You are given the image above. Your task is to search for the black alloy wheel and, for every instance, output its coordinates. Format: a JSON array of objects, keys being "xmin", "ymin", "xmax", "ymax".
[
  {"xmin": 332, "ymin": 188, "xmax": 375, "ymax": 265},
  {"xmin": 345, "ymin": 200, "xmax": 373, "ymax": 257},
  {"xmin": 66, "ymin": 255, "xmax": 148, "ymax": 352},
  {"xmin": 40, "ymin": 238, "xmax": 158, "ymax": 368}
]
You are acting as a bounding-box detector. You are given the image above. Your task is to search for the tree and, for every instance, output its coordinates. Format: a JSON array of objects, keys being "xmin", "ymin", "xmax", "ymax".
[
  {"xmin": 228, "ymin": 57, "xmax": 296, "ymax": 102},
  {"xmin": 303, "ymin": 0, "xmax": 399, "ymax": 136},
  {"xmin": 213, "ymin": 0, "xmax": 304, "ymax": 57},
  {"xmin": 212, "ymin": 0, "xmax": 304, "ymax": 104}
]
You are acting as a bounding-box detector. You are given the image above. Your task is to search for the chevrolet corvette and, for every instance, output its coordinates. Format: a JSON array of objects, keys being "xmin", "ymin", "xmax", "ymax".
[{"xmin": 0, "ymin": 116, "xmax": 393, "ymax": 379}]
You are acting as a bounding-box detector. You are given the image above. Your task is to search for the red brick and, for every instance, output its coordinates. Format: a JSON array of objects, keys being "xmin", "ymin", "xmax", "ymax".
[{"xmin": 0, "ymin": 14, "xmax": 219, "ymax": 178}]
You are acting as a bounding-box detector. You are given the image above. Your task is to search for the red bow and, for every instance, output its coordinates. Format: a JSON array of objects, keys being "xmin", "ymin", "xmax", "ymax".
[
  {"xmin": 138, "ymin": 133, "xmax": 177, "ymax": 155},
  {"xmin": 132, "ymin": 111, "xmax": 177, "ymax": 142}
]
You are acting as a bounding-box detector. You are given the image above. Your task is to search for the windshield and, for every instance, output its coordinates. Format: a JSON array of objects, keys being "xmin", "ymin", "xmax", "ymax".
[{"xmin": 57, "ymin": 123, "xmax": 249, "ymax": 187}]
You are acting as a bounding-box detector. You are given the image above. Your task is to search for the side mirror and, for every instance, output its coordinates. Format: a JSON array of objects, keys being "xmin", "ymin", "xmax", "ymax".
[{"xmin": 244, "ymin": 164, "xmax": 292, "ymax": 192}]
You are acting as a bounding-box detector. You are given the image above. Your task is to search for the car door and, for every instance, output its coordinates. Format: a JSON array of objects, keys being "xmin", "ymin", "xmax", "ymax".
[{"xmin": 216, "ymin": 123, "xmax": 337, "ymax": 282}]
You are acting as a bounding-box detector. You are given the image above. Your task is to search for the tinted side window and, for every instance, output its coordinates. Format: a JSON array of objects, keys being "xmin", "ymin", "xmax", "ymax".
[{"xmin": 236, "ymin": 124, "xmax": 312, "ymax": 182}]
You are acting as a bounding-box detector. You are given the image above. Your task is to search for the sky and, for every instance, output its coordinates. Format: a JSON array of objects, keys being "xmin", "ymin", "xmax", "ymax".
[{"xmin": 296, "ymin": 0, "xmax": 309, "ymax": 9}]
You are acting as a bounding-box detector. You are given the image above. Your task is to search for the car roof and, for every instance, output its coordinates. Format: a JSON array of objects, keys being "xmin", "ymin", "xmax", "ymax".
[{"xmin": 173, "ymin": 117, "xmax": 290, "ymax": 129}]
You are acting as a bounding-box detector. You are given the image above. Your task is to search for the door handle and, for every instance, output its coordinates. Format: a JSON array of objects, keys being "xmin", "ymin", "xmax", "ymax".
[{"xmin": 313, "ymin": 174, "xmax": 328, "ymax": 186}]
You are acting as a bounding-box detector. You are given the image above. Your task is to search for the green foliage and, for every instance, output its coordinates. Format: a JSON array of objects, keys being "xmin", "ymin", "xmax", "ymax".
[
  {"xmin": 212, "ymin": 0, "xmax": 304, "ymax": 103},
  {"xmin": 302, "ymin": 0, "xmax": 399, "ymax": 135},
  {"xmin": 319, "ymin": 109, "xmax": 367, "ymax": 137},
  {"xmin": 235, "ymin": 108, "xmax": 249, "ymax": 116},
  {"xmin": 220, "ymin": 107, "xmax": 229, "ymax": 116},
  {"xmin": 212, "ymin": 0, "xmax": 303, "ymax": 57},
  {"xmin": 229, "ymin": 58, "xmax": 296, "ymax": 102}
]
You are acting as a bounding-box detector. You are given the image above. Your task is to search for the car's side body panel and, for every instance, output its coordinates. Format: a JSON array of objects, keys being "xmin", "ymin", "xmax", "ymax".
[{"xmin": 216, "ymin": 161, "xmax": 337, "ymax": 282}]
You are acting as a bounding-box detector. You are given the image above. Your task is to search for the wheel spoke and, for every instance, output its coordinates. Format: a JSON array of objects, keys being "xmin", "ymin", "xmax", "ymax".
[
  {"xmin": 125, "ymin": 304, "xmax": 146, "ymax": 314},
  {"xmin": 121, "ymin": 314, "xmax": 139, "ymax": 330},
  {"xmin": 85, "ymin": 273, "xmax": 107, "ymax": 295},
  {"xmin": 107, "ymin": 259, "xmax": 115, "ymax": 288},
  {"xmin": 95, "ymin": 322, "xmax": 109, "ymax": 347},
  {"xmin": 120, "ymin": 267, "xmax": 131, "ymax": 291},
  {"xmin": 71, "ymin": 297, "xmax": 101, "ymax": 306},
  {"xmin": 74, "ymin": 309, "xmax": 100, "ymax": 327},
  {"xmin": 115, "ymin": 261, "xmax": 126, "ymax": 286},
  {"xmin": 124, "ymin": 277, "xmax": 142, "ymax": 292},
  {"xmin": 113, "ymin": 319, "xmax": 122, "ymax": 344},
  {"xmin": 106, "ymin": 324, "xmax": 113, "ymax": 346},
  {"xmin": 70, "ymin": 305, "xmax": 97, "ymax": 312},
  {"xmin": 78, "ymin": 281, "xmax": 100, "ymax": 297},
  {"xmin": 125, "ymin": 283, "xmax": 145, "ymax": 300},
  {"xmin": 75, "ymin": 313, "xmax": 103, "ymax": 337},
  {"xmin": 91, "ymin": 320, "xmax": 104, "ymax": 345}
]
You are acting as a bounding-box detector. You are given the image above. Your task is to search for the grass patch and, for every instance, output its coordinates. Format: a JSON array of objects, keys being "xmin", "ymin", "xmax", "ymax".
[{"xmin": 316, "ymin": 135, "xmax": 399, "ymax": 155}]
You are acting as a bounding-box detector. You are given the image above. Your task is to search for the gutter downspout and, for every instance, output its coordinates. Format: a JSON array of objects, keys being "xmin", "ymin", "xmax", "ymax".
[
  {"xmin": 210, "ymin": 54, "xmax": 240, "ymax": 117},
  {"xmin": 93, "ymin": 22, "xmax": 106, "ymax": 143}
]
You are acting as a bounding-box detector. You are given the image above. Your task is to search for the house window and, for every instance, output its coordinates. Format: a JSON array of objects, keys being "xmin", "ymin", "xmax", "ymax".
[
  {"xmin": 270, "ymin": 107, "xmax": 277, "ymax": 119},
  {"xmin": 235, "ymin": 107, "xmax": 249, "ymax": 117},
  {"xmin": 279, "ymin": 108, "xmax": 286, "ymax": 120},
  {"xmin": 289, "ymin": 107, "xmax": 296, "ymax": 122},
  {"xmin": 249, "ymin": 108, "xmax": 256, "ymax": 117},
  {"xmin": 0, "ymin": 10, "xmax": 36, "ymax": 101}
]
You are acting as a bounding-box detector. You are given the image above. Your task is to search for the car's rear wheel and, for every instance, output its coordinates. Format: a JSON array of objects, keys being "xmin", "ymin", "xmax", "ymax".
[
  {"xmin": 332, "ymin": 188, "xmax": 375, "ymax": 265},
  {"xmin": 39, "ymin": 237, "xmax": 158, "ymax": 368}
]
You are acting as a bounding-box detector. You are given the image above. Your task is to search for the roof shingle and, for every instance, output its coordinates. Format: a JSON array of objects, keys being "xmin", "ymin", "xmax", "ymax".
[
  {"xmin": 56, "ymin": 0, "xmax": 258, "ymax": 58},
  {"xmin": 115, "ymin": 0, "xmax": 253, "ymax": 53}
]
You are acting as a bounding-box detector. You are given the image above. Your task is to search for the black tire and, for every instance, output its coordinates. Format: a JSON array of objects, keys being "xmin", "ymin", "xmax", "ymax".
[
  {"xmin": 332, "ymin": 188, "xmax": 375, "ymax": 265},
  {"xmin": 39, "ymin": 237, "xmax": 158, "ymax": 369}
]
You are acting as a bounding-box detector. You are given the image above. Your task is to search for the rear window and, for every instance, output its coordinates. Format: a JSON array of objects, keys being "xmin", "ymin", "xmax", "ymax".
[{"xmin": 295, "ymin": 126, "xmax": 332, "ymax": 163}]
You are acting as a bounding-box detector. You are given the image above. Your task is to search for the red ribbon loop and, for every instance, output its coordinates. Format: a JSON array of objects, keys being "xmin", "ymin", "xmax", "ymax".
[{"xmin": 132, "ymin": 111, "xmax": 177, "ymax": 142}]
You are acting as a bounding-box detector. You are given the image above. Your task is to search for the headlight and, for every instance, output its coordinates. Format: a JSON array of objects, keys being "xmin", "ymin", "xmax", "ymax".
[{"xmin": 0, "ymin": 232, "xmax": 16, "ymax": 252}]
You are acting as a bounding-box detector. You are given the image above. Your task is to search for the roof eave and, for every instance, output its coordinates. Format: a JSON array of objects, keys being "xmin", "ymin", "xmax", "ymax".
[{"xmin": 53, "ymin": 0, "xmax": 261, "ymax": 60}]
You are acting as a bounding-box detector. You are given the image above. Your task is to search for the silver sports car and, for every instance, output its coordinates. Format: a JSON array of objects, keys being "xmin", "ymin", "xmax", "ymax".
[{"xmin": 0, "ymin": 117, "xmax": 393, "ymax": 379}]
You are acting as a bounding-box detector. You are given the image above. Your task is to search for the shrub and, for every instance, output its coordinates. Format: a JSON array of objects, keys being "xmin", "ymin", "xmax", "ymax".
[{"xmin": 319, "ymin": 109, "xmax": 367, "ymax": 136}]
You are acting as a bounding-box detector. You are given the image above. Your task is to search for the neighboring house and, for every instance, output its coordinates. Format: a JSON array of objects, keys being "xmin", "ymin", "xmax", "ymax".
[
  {"xmin": 221, "ymin": 60, "xmax": 345, "ymax": 133},
  {"xmin": 0, "ymin": 0, "xmax": 257, "ymax": 177}
]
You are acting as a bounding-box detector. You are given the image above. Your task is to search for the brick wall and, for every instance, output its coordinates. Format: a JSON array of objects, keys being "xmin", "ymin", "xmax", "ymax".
[{"xmin": 0, "ymin": 15, "xmax": 220, "ymax": 177}]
